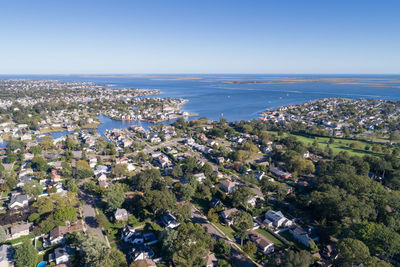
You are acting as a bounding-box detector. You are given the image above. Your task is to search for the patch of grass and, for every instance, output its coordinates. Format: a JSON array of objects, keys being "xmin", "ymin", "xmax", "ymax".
[
  {"xmin": 214, "ymin": 222, "xmax": 235, "ymax": 238},
  {"xmin": 3, "ymin": 234, "xmax": 35, "ymax": 245},
  {"xmin": 255, "ymin": 228, "xmax": 285, "ymax": 248}
]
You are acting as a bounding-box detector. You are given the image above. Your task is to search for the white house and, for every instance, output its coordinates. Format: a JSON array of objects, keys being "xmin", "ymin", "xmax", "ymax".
[{"xmin": 263, "ymin": 210, "xmax": 293, "ymax": 228}]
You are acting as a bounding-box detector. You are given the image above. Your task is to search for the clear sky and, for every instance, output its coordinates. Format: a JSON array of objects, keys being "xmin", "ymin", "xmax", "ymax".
[{"xmin": 0, "ymin": 0, "xmax": 399, "ymax": 74}]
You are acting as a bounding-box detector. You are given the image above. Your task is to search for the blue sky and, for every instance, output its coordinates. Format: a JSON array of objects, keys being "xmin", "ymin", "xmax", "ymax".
[{"xmin": 0, "ymin": 0, "xmax": 399, "ymax": 74}]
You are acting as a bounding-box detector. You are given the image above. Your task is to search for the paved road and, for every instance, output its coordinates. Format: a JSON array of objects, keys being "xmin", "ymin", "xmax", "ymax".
[
  {"xmin": 191, "ymin": 209, "xmax": 258, "ymax": 267},
  {"xmin": 80, "ymin": 190, "xmax": 105, "ymax": 242}
]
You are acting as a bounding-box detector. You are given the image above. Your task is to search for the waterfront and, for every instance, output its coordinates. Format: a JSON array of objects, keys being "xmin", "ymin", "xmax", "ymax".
[{"xmin": 1, "ymin": 74, "xmax": 399, "ymax": 122}]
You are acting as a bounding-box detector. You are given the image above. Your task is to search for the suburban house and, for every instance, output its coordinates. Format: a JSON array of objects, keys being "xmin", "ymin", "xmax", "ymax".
[
  {"xmin": 121, "ymin": 225, "xmax": 144, "ymax": 244},
  {"xmin": 205, "ymin": 252, "xmax": 218, "ymax": 267},
  {"xmin": 54, "ymin": 246, "xmax": 70, "ymax": 265},
  {"xmin": 248, "ymin": 230, "xmax": 275, "ymax": 254},
  {"xmin": 8, "ymin": 194, "xmax": 29, "ymax": 210},
  {"xmin": 49, "ymin": 226, "xmax": 69, "ymax": 246},
  {"xmin": 289, "ymin": 225, "xmax": 319, "ymax": 248},
  {"xmin": 16, "ymin": 176, "xmax": 32, "ymax": 188},
  {"xmin": 133, "ymin": 259, "xmax": 157, "ymax": 267},
  {"xmin": 115, "ymin": 208, "xmax": 129, "ymax": 222},
  {"xmin": 263, "ymin": 210, "xmax": 293, "ymax": 228},
  {"xmin": 129, "ymin": 244, "xmax": 154, "ymax": 262},
  {"xmin": 270, "ymin": 167, "xmax": 292, "ymax": 179},
  {"xmin": 193, "ymin": 173, "xmax": 206, "ymax": 183},
  {"xmin": 0, "ymin": 245, "xmax": 13, "ymax": 267},
  {"xmin": 161, "ymin": 212, "xmax": 180, "ymax": 229},
  {"xmin": 219, "ymin": 180, "xmax": 238, "ymax": 194},
  {"xmin": 254, "ymin": 171, "xmax": 265, "ymax": 181},
  {"xmin": 219, "ymin": 208, "xmax": 238, "ymax": 226},
  {"xmin": 9, "ymin": 223, "xmax": 31, "ymax": 239}
]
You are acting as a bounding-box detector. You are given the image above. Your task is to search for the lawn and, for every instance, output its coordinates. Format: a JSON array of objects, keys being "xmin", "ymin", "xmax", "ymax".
[
  {"xmin": 214, "ymin": 222, "xmax": 235, "ymax": 238},
  {"xmin": 255, "ymin": 228, "xmax": 285, "ymax": 248}
]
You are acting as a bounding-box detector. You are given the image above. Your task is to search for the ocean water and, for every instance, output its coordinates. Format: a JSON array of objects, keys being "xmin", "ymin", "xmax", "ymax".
[{"xmin": 1, "ymin": 74, "xmax": 399, "ymax": 122}]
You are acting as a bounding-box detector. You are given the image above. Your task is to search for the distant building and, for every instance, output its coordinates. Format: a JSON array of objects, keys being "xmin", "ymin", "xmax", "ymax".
[{"xmin": 270, "ymin": 167, "xmax": 292, "ymax": 179}]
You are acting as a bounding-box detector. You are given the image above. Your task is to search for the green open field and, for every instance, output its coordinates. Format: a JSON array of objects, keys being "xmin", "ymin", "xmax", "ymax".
[
  {"xmin": 265, "ymin": 130, "xmax": 391, "ymax": 158},
  {"xmin": 292, "ymin": 134, "xmax": 386, "ymax": 157}
]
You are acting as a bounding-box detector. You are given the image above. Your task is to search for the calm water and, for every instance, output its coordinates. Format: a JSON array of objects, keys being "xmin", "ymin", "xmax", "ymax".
[
  {"xmin": 1, "ymin": 74, "xmax": 399, "ymax": 147},
  {"xmin": 1, "ymin": 74, "xmax": 399, "ymax": 122}
]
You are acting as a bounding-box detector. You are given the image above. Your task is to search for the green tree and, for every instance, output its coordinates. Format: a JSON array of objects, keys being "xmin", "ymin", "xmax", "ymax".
[
  {"xmin": 29, "ymin": 145, "xmax": 42, "ymax": 155},
  {"xmin": 214, "ymin": 238, "xmax": 231, "ymax": 254},
  {"xmin": 336, "ymin": 238, "xmax": 370, "ymax": 267},
  {"xmin": 232, "ymin": 210, "xmax": 253, "ymax": 246},
  {"xmin": 14, "ymin": 241, "xmax": 38, "ymax": 267},
  {"xmin": 243, "ymin": 241, "xmax": 257, "ymax": 255},
  {"xmin": 23, "ymin": 180, "xmax": 43, "ymax": 198},
  {"xmin": 112, "ymin": 164, "xmax": 128, "ymax": 177},
  {"xmin": 105, "ymin": 183, "xmax": 126, "ymax": 211},
  {"xmin": 54, "ymin": 206, "xmax": 78, "ymax": 223},
  {"xmin": 282, "ymin": 250, "xmax": 314, "ymax": 267},
  {"xmin": 31, "ymin": 155, "xmax": 49, "ymax": 172},
  {"xmin": 231, "ymin": 186, "xmax": 253, "ymax": 209},
  {"xmin": 171, "ymin": 222, "xmax": 214, "ymax": 267}
]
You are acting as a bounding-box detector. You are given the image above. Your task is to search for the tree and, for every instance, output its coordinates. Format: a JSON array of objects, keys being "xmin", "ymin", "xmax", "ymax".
[
  {"xmin": 141, "ymin": 189, "xmax": 176, "ymax": 214},
  {"xmin": 202, "ymin": 163, "xmax": 214, "ymax": 177},
  {"xmin": 214, "ymin": 238, "xmax": 231, "ymax": 254},
  {"xmin": 232, "ymin": 211, "xmax": 253, "ymax": 246},
  {"xmin": 96, "ymin": 213, "xmax": 110, "ymax": 229},
  {"xmin": 14, "ymin": 241, "xmax": 38, "ymax": 267},
  {"xmin": 79, "ymin": 232, "xmax": 110, "ymax": 267},
  {"xmin": 105, "ymin": 183, "xmax": 126, "ymax": 211},
  {"xmin": 29, "ymin": 145, "xmax": 42, "ymax": 155},
  {"xmin": 336, "ymin": 238, "xmax": 370, "ymax": 267},
  {"xmin": 54, "ymin": 206, "xmax": 78, "ymax": 223},
  {"xmin": 0, "ymin": 226, "xmax": 6, "ymax": 243},
  {"xmin": 282, "ymin": 250, "xmax": 314, "ymax": 267},
  {"xmin": 39, "ymin": 136, "xmax": 55, "ymax": 150},
  {"xmin": 231, "ymin": 186, "xmax": 253, "ymax": 209},
  {"xmin": 171, "ymin": 165, "xmax": 183, "ymax": 178},
  {"xmin": 243, "ymin": 241, "xmax": 257, "ymax": 255},
  {"xmin": 23, "ymin": 180, "xmax": 43, "ymax": 198},
  {"xmin": 31, "ymin": 155, "xmax": 49, "ymax": 172},
  {"xmin": 112, "ymin": 164, "xmax": 128, "ymax": 177},
  {"xmin": 170, "ymin": 222, "xmax": 214, "ymax": 267},
  {"xmin": 76, "ymin": 159, "xmax": 90, "ymax": 170}
]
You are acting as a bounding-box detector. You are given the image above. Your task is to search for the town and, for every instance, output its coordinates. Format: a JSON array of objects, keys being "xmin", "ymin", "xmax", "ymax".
[
  {"xmin": 260, "ymin": 98, "xmax": 400, "ymax": 143},
  {"xmin": 0, "ymin": 80, "xmax": 399, "ymax": 267}
]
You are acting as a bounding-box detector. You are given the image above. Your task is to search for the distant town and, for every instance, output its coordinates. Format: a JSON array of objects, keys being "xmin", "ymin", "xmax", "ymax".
[{"xmin": 0, "ymin": 80, "xmax": 399, "ymax": 267}]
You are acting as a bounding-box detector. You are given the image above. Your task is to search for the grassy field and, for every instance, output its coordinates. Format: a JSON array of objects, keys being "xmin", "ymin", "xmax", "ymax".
[
  {"xmin": 255, "ymin": 228, "xmax": 285, "ymax": 248},
  {"xmin": 214, "ymin": 222, "xmax": 235, "ymax": 238},
  {"xmin": 265, "ymin": 129, "xmax": 390, "ymax": 158},
  {"xmin": 292, "ymin": 134, "xmax": 384, "ymax": 157}
]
